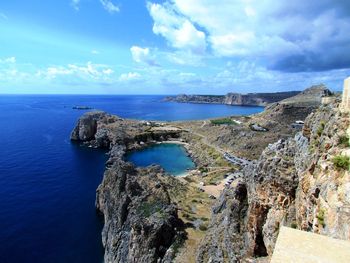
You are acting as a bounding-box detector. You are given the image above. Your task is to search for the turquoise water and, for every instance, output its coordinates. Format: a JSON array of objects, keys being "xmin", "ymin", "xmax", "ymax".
[{"xmin": 126, "ymin": 144, "xmax": 195, "ymax": 175}]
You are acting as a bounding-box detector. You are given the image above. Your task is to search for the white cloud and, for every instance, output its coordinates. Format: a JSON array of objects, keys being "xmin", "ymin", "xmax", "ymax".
[
  {"xmin": 71, "ymin": 0, "xmax": 80, "ymax": 11},
  {"xmin": 100, "ymin": 0, "xmax": 119, "ymax": 14},
  {"xmin": 147, "ymin": 2, "xmax": 206, "ymax": 54},
  {"xmin": 0, "ymin": 57, "xmax": 16, "ymax": 64},
  {"xmin": 168, "ymin": 0, "xmax": 350, "ymax": 72},
  {"xmin": 130, "ymin": 46, "xmax": 157, "ymax": 66},
  {"xmin": 118, "ymin": 72, "xmax": 141, "ymax": 81},
  {"xmin": 38, "ymin": 62, "xmax": 115, "ymax": 81},
  {"xmin": 91, "ymin": 50, "xmax": 100, "ymax": 55}
]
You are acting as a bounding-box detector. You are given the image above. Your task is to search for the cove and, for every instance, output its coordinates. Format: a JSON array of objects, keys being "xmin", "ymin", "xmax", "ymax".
[{"xmin": 126, "ymin": 143, "xmax": 195, "ymax": 176}]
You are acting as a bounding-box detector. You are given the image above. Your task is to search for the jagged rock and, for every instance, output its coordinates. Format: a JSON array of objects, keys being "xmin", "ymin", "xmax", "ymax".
[
  {"xmin": 70, "ymin": 113, "xmax": 186, "ymax": 263},
  {"xmin": 197, "ymin": 100, "xmax": 349, "ymax": 262},
  {"xmin": 70, "ymin": 111, "xmax": 107, "ymax": 141},
  {"xmin": 96, "ymin": 161, "xmax": 184, "ymax": 263},
  {"xmin": 164, "ymin": 91, "xmax": 300, "ymax": 106}
]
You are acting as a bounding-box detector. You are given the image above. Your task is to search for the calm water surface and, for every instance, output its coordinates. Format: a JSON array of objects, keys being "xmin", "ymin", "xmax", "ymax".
[
  {"xmin": 0, "ymin": 95, "xmax": 263, "ymax": 263},
  {"xmin": 126, "ymin": 144, "xmax": 195, "ymax": 175}
]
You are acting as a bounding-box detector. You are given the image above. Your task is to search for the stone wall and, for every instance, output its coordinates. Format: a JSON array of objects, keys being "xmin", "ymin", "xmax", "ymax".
[{"xmin": 341, "ymin": 77, "xmax": 350, "ymax": 112}]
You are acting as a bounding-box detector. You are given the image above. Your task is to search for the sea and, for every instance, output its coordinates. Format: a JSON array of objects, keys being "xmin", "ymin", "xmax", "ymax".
[{"xmin": 0, "ymin": 95, "xmax": 263, "ymax": 263}]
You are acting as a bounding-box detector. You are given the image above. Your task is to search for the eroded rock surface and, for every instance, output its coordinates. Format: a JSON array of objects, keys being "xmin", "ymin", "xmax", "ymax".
[
  {"xmin": 197, "ymin": 101, "xmax": 349, "ymax": 262},
  {"xmin": 71, "ymin": 112, "xmax": 185, "ymax": 263}
]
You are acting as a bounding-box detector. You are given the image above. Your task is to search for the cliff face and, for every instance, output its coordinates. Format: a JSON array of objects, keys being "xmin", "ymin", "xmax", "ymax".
[
  {"xmin": 165, "ymin": 91, "xmax": 300, "ymax": 106},
  {"xmin": 71, "ymin": 112, "xmax": 185, "ymax": 263},
  {"xmin": 197, "ymin": 101, "xmax": 349, "ymax": 262},
  {"xmin": 96, "ymin": 147, "xmax": 184, "ymax": 263}
]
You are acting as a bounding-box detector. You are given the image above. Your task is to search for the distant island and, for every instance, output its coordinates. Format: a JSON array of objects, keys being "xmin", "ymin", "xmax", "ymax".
[
  {"xmin": 164, "ymin": 91, "xmax": 301, "ymax": 106},
  {"xmin": 72, "ymin": 106, "xmax": 93, "ymax": 110}
]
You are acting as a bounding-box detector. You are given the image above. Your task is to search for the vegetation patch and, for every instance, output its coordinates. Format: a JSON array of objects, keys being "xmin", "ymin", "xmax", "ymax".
[
  {"xmin": 199, "ymin": 223, "xmax": 208, "ymax": 231},
  {"xmin": 316, "ymin": 121, "xmax": 326, "ymax": 137},
  {"xmin": 338, "ymin": 135, "xmax": 350, "ymax": 148},
  {"xmin": 291, "ymin": 222, "xmax": 298, "ymax": 229},
  {"xmin": 210, "ymin": 118, "xmax": 236, "ymax": 125},
  {"xmin": 332, "ymin": 155, "xmax": 350, "ymax": 170},
  {"xmin": 138, "ymin": 201, "xmax": 165, "ymax": 218},
  {"xmin": 316, "ymin": 208, "xmax": 326, "ymax": 228}
]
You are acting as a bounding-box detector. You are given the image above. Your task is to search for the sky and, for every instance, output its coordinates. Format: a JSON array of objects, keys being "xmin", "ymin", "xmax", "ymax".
[{"xmin": 0, "ymin": 0, "xmax": 349, "ymax": 94}]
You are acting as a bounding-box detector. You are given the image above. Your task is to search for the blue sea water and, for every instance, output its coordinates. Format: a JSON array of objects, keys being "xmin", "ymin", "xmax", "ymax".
[
  {"xmin": 126, "ymin": 144, "xmax": 195, "ymax": 176},
  {"xmin": 0, "ymin": 95, "xmax": 263, "ymax": 263}
]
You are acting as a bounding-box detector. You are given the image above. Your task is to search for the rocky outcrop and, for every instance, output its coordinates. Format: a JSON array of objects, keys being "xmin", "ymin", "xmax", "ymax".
[
  {"xmin": 197, "ymin": 100, "xmax": 349, "ymax": 262},
  {"xmin": 96, "ymin": 149, "xmax": 184, "ymax": 263},
  {"xmin": 164, "ymin": 94, "xmax": 225, "ymax": 104},
  {"xmin": 164, "ymin": 91, "xmax": 300, "ymax": 106},
  {"xmin": 224, "ymin": 91, "xmax": 300, "ymax": 106},
  {"xmin": 71, "ymin": 112, "xmax": 186, "ymax": 263},
  {"xmin": 70, "ymin": 111, "xmax": 108, "ymax": 141}
]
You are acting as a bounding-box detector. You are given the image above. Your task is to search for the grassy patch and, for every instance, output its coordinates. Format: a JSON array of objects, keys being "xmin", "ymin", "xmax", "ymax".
[
  {"xmin": 210, "ymin": 118, "xmax": 236, "ymax": 125},
  {"xmin": 332, "ymin": 155, "xmax": 350, "ymax": 170},
  {"xmin": 338, "ymin": 135, "xmax": 350, "ymax": 148},
  {"xmin": 316, "ymin": 121, "xmax": 326, "ymax": 137},
  {"xmin": 317, "ymin": 208, "xmax": 326, "ymax": 227},
  {"xmin": 138, "ymin": 201, "xmax": 165, "ymax": 218}
]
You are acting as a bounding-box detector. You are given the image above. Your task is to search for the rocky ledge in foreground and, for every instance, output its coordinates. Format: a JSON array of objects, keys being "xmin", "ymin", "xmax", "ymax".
[{"xmin": 71, "ymin": 112, "xmax": 185, "ymax": 263}]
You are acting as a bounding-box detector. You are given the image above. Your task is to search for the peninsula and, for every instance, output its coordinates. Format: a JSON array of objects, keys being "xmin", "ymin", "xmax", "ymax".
[{"xmin": 164, "ymin": 90, "xmax": 301, "ymax": 106}]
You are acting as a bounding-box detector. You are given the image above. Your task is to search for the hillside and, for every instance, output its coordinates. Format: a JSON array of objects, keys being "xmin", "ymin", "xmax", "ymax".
[{"xmin": 164, "ymin": 91, "xmax": 300, "ymax": 106}]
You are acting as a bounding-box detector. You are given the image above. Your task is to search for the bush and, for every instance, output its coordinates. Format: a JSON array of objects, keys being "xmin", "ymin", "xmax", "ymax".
[
  {"xmin": 316, "ymin": 209, "xmax": 326, "ymax": 228},
  {"xmin": 332, "ymin": 155, "xmax": 350, "ymax": 170},
  {"xmin": 210, "ymin": 118, "xmax": 236, "ymax": 125},
  {"xmin": 316, "ymin": 121, "xmax": 326, "ymax": 137},
  {"xmin": 291, "ymin": 222, "xmax": 298, "ymax": 229},
  {"xmin": 199, "ymin": 224, "xmax": 208, "ymax": 231},
  {"xmin": 338, "ymin": 135, "xmax": 350, "ymax": 148}
]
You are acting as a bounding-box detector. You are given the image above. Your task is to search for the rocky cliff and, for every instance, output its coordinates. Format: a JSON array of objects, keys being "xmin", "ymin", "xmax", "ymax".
[
  {"xmin": 164, "ymin": 91, "xmax": 300, "ymax": 106},
  {"xmin": 197, "ymin": 100, "xmax": 349, "ymax": 262},
  {"xmin": 71, "ymin": 112, "xmax": 185, "ymax": 263}
]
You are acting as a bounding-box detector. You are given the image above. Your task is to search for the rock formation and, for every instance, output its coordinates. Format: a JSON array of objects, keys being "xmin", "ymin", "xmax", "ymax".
[
  {"xmin": 164, "ymin": 91, "xmax": 300, "ymax": 106},
  {"xmin": 71, "ymin": 112, "xmax": 185, "ymax": 263},
  {"xmin": 197, "ymin": 100, "xmax": 349, "ymax": 262}
]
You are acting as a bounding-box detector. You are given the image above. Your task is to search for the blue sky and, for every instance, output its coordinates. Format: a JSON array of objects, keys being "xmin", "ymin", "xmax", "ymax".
[{"xmin": 0, "ymin": 0, "xmax": 349, "ymax": 94}]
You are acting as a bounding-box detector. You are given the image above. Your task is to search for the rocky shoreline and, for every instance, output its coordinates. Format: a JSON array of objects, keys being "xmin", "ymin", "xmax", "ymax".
[
  {"xmin": 70, "ymin": 84, "xmax": 349, "ymax": 262},
  {"xmin": 164, "ymin": 91, "xmax": 301, "ymax": 106}
]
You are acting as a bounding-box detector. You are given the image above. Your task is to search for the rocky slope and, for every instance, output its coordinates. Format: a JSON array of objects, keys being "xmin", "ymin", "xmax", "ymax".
[
  {"xmin": 197, "ymin": 100, "xmax": 349, "ymax": 262},
  {"xmin": 164, "ymin": 91, "xmax": 300, "ymax": 106},
  {"xmin": 71, "ymin": 112, "xmax": 186, "ymax": 263}
]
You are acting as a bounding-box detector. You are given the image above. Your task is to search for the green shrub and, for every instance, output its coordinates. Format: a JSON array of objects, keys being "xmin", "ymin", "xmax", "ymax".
[
  {"xmin": 291, "ymin": 222, "xmax": 298, "ymax": 229},
  {"xmin": 332, "ymin": 155, "xmax": 350, "ymax": 170},
  {"xmin": 338, "ymin": 135, "xmax": 350, "ymax": 148},
  {"xmin": 210, "ymin": 118, "xmax": 236, "ymax": 125},
  {"xmin": 316, "ymin": 121, "xmax": 326, "ymax": 136},
  {"xmin": 199, "ymin": 224, "xmax": 208, "ymax": 231},
  {"xmin": 317, "ymin": 209, "xmax": 326, "ymax": 227},
  {"xmin": 199, "ymin": 167, "xmax": 209, "ymax": 173}
]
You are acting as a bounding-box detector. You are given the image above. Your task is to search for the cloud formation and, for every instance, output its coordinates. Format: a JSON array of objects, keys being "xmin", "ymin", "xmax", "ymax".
[
  {"xmin": 100, "ymin": 0, "xmax": 119, "ymax": 14},
  {"xmin": 118, "ymin": 72, "xmax": 141, "ymax": 81},
  {"xmin": 130, "ymin": 46, "xmax": 157, "ymax": 66},
  {"xmin": 147, "ymin": 0, "xmax": 350, "ymax": 72},
  {"xmin": 147, "ymin": 2, "xmax": 206, "ymax": 54}
]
